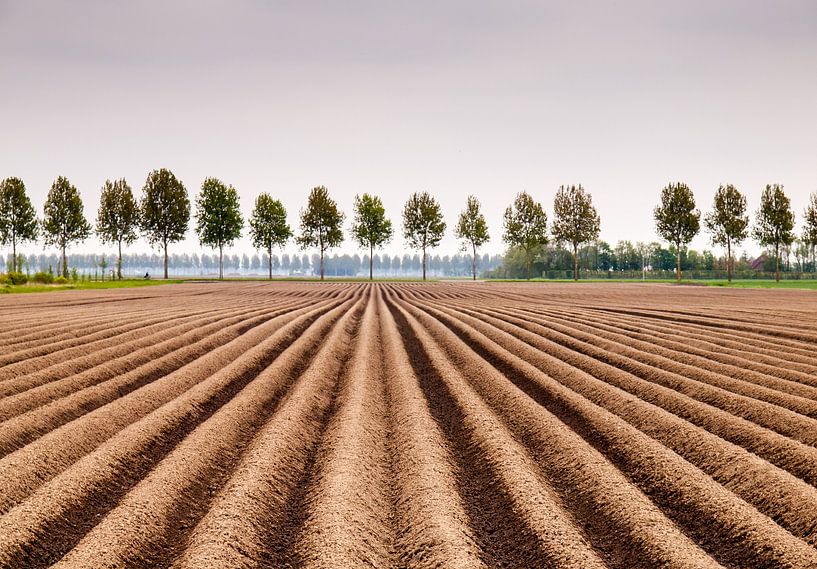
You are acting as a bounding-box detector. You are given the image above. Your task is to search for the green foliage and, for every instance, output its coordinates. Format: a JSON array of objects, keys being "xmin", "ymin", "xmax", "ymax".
[
  {"xmin": 70, "ymin": 267, "xmax": 79, "ymax": 283},
  {"xmin": 753, "ymin": 183, "xmax": 795, "ymax": 281},
  {"xmin": 139, "ymin": 169, "xmax": 191, "ymax": 245},
  {"xmin": 297, "ymin": 186, "xmax": 345, "ymax": 279},
  {"xmin": 551, "ymin": 185, "xmax": 600, "ymax": 248},
  {"xmin": 402, "ymin": 192, "xmax": 446, "ymax": 250},
  {"xmin": 0, "ymin": 177, "xmax": 39, "ymax": 259},
  {"xmin": 753, "ymin": 184, "xmax": 795, "ymax": 247},
  {"xmin": 195, "ymin": 178, "xmax": 243, "ymax": 279},
  {"xmin": 97, "ymin": 178, "xmax": 138, "ymax": 279},
  {"xmin": 53, "ymin": 276, "xmax": 68, "ymax": 284},
  {"xmin": 32, "ymin": 271, "xmax": 54, "ymax": 284},
  {"xmin": 801, "ymin": 192, "xmax": 817, "ymax": 250},
  {"xmin": 250, "ymin": 194, "xmax": 291, "ymax": 250},
  {"xmin": 195, "ymin": 178, "xmax": 244, "ymax": 248},
  {"xmin": 704, "ymin": 184, "xmax": 749, "ymax": 248},
  {"xmin": 352, "ymin": 193, "xmax": 393, "ymax": 251},
  {"xmin": 402, "ymin": 191, "xmax": 446, "ymax": 280},
  {"xmin": 455, "ymin": 195, "xmax": 489, "ymax": 279},
  {"xmin": 249, "ymin": 194, "xmax": 292, "ymax": 279},
  {"xmin": 653, "ymin": 182, "xmax": 700, "ymax": 281},
  {"xmin": 139, "ymin": 169, "xmax": 190, "ymax": 279},
  {"xmin": 4, "ymin": 271, "xmax": 27, "ymax": 285},
  {"xmin": 42, "ymin": 176, "xmax": 92, "ymax": 278},
  {"xmin": 352, "ymin": 193, "xmax": 393, "ymax": 279},
  {"xmin": 502, "ymin": 191, "xmax": 548, "ymax": 279},
  {"xmin": 96, "ymin": 178, "xmax": 138, "ymax": 247},
  {"xmin": 551, "ymin": 185, "xmax": 600, "ymax": 280},
  {"xmin": 654, "ymin": 182, "xmax": 700, "ymax": 247},
  {"xmin": 703, "ymin": 184, "xmax": 748, "ymax": 282}
]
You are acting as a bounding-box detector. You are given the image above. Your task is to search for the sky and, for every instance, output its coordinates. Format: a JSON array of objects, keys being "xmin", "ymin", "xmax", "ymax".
[{"xmin": 1, "ymin": 0, "xmax": 816, "ymax": 260}]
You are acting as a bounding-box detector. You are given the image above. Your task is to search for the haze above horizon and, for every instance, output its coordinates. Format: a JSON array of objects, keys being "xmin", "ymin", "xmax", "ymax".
[{"xmin": 2, "ymin": 0, "xmax": 816, "ymax": 258}]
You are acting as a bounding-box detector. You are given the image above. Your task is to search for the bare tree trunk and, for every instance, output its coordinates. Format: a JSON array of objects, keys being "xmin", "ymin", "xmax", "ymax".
[
  {"xmin": 370, "ymin": 244, "xmax": 374, "ymax": 281},
  {"xmin": 472, "ymin": 243, "xmax": 477, "ymax": 280},
  {"xmin": 775, "ymin": 243, "xmax": 780, "ymax": 282},
  {"xmin": 268, "ymin": 246, "xmax": 273, "ymax": 280},
  {"xmin": 320, "ymin": 250, "xmax": 325, "ymax": 280},
  {"xmin": 676, "ymin": 247, "xmax": 682, "ymax": 283},
  {"xmin": 62, "ymin": 244, "xmax": 68, "ymax": 279},
  {"xmin": 11, "ymin": 231, "xmax": 16, "ymax": 272},
  {"xmin": 727, "ymin": 240, "xmax": 732, "ymax": 283},
  {"xmin": 573, "ymin": 243, "xmax": 579, "ymax": 281},
  {"xmin": 219, "ymin": 244, "xmax": 223, "ymax": 280},
  {"xmin": 526, "ymin": 253, "xmax": 531, "ymax": 280},
  {"xmin": 163, "ymin": 240, "xmax": 169, "ymax": 279},
  {"xmin": 422, "ymin": 249, "xmax": 426, "ymax": 281},
  {"xmin": 117, "ymin": 240, "xmax": 123, "ymax": 280}
]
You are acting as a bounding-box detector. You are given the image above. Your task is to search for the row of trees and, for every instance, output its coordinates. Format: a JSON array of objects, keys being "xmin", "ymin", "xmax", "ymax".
[
  {"xmin": 654, "ymin": 183, "xmax": 805, "ymax": 282},
  {"xmin": 500, "ymin": 182, "xmax": 809, "ymax": 282},
  {"xmin": 1, "ymin": 171, "xmax": 813, "ymax": 282},
  {"xmin": 2, "ymin": 251, "xmax": 505, "ymax": 278},
  {"xmin": 0, "ymin": 172, "xmax": 487, "ymax": 280}
]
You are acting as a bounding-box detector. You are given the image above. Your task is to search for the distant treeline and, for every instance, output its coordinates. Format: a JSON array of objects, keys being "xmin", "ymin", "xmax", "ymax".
[
  {"xmin": 2, "ymin": 170, "xmax": 816, "ymax": 282},
  {"xmin": 0, "ymin": 251, "xmax": 504, "ymax": 279}
]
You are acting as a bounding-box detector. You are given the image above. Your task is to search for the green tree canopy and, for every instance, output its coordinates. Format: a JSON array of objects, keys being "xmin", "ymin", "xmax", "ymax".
[
  {"xmin": 502, "ymin": 191, "xmax": 548, "ymax": 279},
  {"xmin": 352, "ymin": 193, "xmax": 393, "ymax": 280},
  {"xmin": 551, "ymin": 185, "xmax": 600, "ymax": 281},
  {"xmin": 195, "ymin": 178, "xmax": 244, "ymax": 279},
  {"xmin": 455, "ymin": 195, "xmax": 489, "ymax": 280},
  {"xmin": 753, "ymin": 183, "xmax": 795, "ymax": 282},
  {"xmin": 96, "ymin": 178, "xmax": 139, "ymax": 279},
  {"xmin": 43, "ymin": 176, "xmax": 92, "ymax": 277},
  {"xmin": 296, "ymin": 186, "xmax": 344, "ymax": 280},
  {"xmin": 402, "ymin": 191, "xmax": 446, "ymax": 280},
  {"xmin": 653, "ymin": 182, "xmax": 700, "ymax": 282},
  {"xmin": 703, "ymin": 184, "xmax": 748, "ymax": 282},
  {"xmin": 802, "ymin": 192, "xmax": 817, "ymax": 270},
  {"xmin": 249, "ymin": 193, "xmax": 292, "ymax": 279},
  {"xmin": 0, "ymin": 177, "xmax": 38, "ymax": 271},
  {"xmin": 139, "ymin": 168, "xmax": 190, "ymax": 279}
]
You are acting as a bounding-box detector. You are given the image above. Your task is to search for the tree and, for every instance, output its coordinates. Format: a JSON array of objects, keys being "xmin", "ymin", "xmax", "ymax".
[
  {"xmin": 296, "ymin": 186, "xmax": 344, "ymax": 280},
  {"xmin": 96, "ymin": 178, "xmax": 138, "ymax": 279},
  {"xmin": 0, "ymin": 177, "xmax": 38, "ymax": 272},
  {"xmin": 801, "ymin": 192, "xmax": 817, "ymax": 273},
  {"xmin": 99, "ymin": 254, "xmax": 108, "ymax": 281},
  {"xmin": 551, "ymin": 185, "xmax": 600, "ymax": 281},
  {"xmin": 194, "ymin": 178, "xmax": 243, "ymax": 280},
  {"xmin": 139, "ymin": 168, "xmax": 190, "ymax": 279},
  {"xmin": 249, "ymin": 194, "xmax": 292, "ymax": 279},
  {"xmin": 42, "ymin": 176, "xmax": 91, "ymax": 278},
  {"xmin": 455, "ymin": 195, "xmax": 490, "ymax": 280},
  {"xmin": 402, "ymin": 191, "xmax": 446, "ymax": 281},
  {"xmin": 502, "ymin": 191, "xmax": 548, "ymax": 279},
  {"xmin": 351, "ymin": 193, "xmax": 393, "ymax": 280},
  {"xmin": 703, "ymin": 184, "xmax": 748, "ymax": 283},
  {"xmin": 753, "ymin": 183, "xmax": 795, "ymax": 282},
  {"xmin": 653, "ymin": 182, "xmax": 700, "ymax": 282}
]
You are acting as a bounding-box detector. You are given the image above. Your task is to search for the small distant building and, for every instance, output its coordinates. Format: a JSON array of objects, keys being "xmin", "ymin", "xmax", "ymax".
[{"xmin": 748, "ymin": 255, "xmax": 766, "ymax": 271}]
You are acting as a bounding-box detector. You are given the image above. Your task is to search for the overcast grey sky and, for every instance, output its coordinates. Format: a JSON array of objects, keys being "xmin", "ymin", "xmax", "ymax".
[{"xmin": 2, "ymin": 0, "xmax": 816, "ymax": 259}]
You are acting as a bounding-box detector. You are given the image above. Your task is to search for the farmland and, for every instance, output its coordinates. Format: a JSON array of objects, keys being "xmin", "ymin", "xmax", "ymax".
[{"xmin": 1, "ymin": 282, "xmax": 817, "ymax": 568}]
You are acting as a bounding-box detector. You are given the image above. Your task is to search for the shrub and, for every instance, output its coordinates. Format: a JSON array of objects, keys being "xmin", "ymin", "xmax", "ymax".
[
  {"xmin": 32, "ymin": 271, "xmax": 54, "ymax": 284},
  {"xmin": 53, "ymin": 276, "xmax": 69, "ymax": 284},
  {"xmin": 5, "ymin": 272, "xmax": 28, "ymax": 285},
  {"xmin": 70, "ymin": 267, "xmax": 79, "ymax": 283}
]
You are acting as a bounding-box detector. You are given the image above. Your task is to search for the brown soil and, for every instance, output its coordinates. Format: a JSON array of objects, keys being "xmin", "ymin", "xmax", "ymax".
[{"xmin": 1, "ymin": 281, "xmax": 816, "ymax": 568}]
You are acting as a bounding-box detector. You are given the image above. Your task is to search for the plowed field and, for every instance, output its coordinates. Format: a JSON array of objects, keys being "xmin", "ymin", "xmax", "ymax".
[{"xmin": 2, "ymin": 281, "xmax": 817, "ymax": 568}]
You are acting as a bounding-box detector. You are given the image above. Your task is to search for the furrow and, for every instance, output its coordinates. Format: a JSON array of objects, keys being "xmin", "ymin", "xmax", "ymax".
[
  {"xmin": 403, "ymin": 298, "xmax": 817, "ymax": 569},
  {"xmin": 51, "ymin": 293, "xmax": 363, "ymax": 569}
]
